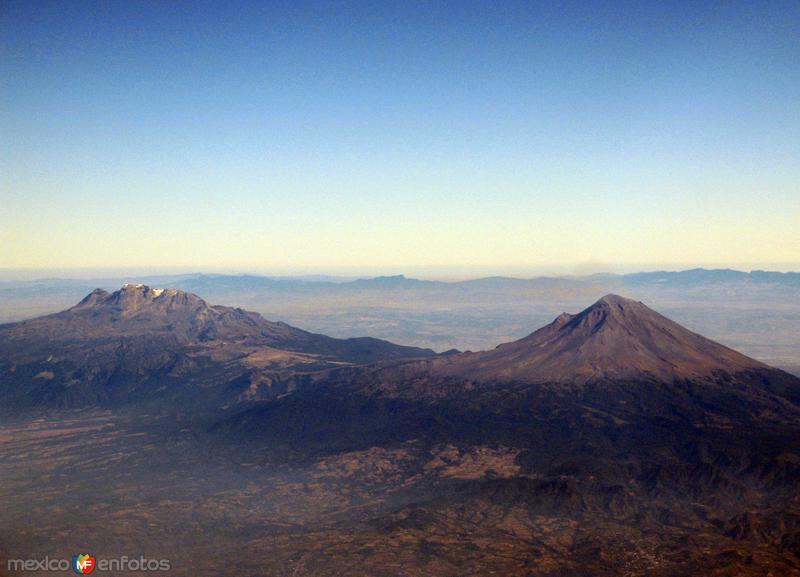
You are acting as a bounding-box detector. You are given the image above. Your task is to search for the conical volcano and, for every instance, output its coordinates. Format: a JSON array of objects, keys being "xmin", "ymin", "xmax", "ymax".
[{"xmin": 432, "ymin": 294, "xmax": 767, "ymax": 383}]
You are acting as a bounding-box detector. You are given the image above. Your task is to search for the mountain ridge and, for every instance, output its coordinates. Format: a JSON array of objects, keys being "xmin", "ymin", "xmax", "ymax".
[{"xmin": 0, "ymin": 285, "xmax": 435, "ymax": 409}]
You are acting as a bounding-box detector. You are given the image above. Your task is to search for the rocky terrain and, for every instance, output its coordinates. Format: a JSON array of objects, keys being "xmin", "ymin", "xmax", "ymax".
[{"xmin": 1, "ymin": 290, "xmax": 799, "ymax": 576}]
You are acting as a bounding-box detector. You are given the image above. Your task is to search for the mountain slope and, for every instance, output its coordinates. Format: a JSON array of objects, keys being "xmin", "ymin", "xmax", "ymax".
[
  {"xmin": 222, "ymin": 293, "xmax": 800, "ymax": 448},
  {"xmin": 428, "ymin": 294, "xmax": 767, "ymax": 384},
  {"xmin": 0, "ymin": 284, "xmax": 434, "ymax": 409},
  {"xmin": 214, "ymin": 295, "xmax": 800, "ymax": 576}
]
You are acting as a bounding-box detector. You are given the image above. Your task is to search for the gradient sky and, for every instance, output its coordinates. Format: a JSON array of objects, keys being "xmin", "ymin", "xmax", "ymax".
[{"xmin": 2, "ymin": 0, "xmax": 799, "ymax": 276}]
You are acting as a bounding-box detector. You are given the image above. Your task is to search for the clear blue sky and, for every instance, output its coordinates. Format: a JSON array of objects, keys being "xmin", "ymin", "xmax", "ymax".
[{"xmin": 2, "ymin": 0, "xmax": 798, "ymax": 276}]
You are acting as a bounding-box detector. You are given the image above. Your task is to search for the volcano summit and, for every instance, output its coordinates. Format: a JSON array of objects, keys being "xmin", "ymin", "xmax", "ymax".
[{"xmin": 428, "ymin": 294, "xmax": 770, "ymax": 384}]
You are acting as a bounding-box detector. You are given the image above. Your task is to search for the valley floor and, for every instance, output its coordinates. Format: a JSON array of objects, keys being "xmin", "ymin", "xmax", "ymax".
[{"xmin": 2, "ymin": 412, "xmax": 799, "ymax": 577}]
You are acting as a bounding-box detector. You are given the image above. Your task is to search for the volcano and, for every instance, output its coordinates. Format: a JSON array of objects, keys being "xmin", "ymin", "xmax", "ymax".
[
  {"xmin": 7, "ymin": 283, "xmax": 435, "ymax": 357},
  {"xmin": 0, "ymin": 285, "xmax": 434, "ymax": 409},
  {"xmin": 428, "ymin": 294, "xmax": 768, "ymax": 384},
  {"xmin": 216, "ymin": 296, "xmax": 800, "ymax": 577},
  {"xmin": 224, "ymin": 293, "xmax": 800, "ymax": 445},
  {"xmin": 4, "ymin": 291, "xmax": 800, "ymax": 576}
]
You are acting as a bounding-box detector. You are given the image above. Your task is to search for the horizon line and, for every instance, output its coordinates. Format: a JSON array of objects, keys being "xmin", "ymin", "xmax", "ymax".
[{"xmin": 1, "ymin": 265, "xmax": 799, "ymax": 284}]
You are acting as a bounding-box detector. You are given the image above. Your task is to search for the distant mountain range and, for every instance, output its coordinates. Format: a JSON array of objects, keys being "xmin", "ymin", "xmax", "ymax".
[{"xmin": 2, "ymin": 267, "xmax": 799, "ymax": 297}]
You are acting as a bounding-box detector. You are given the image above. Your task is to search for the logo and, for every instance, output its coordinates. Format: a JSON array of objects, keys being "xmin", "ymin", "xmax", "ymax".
[{"xmin": 72, "ymin": 553, "xmax": 96, "ymax": 575}]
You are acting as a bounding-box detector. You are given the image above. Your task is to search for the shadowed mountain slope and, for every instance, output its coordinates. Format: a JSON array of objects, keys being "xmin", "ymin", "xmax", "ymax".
[{"xmin": 213, "ymin": 296, "xmax": 800, "ymax": 577}]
